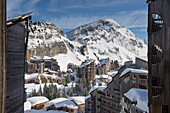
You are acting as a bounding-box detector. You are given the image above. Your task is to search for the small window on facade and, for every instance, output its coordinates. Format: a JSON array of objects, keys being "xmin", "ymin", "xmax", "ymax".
[
  {"xmin": 151, "ymin": 45, "xmax": 163, "ymax": 64},
  {"xmin": 152, "ymin": 13, "xmax": 164, "ymax": 32},
  {"xmin": 152, "ymin": 76, "xmax": 164, "ymax": 97}
]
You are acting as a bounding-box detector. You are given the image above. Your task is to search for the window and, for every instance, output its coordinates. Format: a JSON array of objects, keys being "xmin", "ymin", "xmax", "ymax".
[
  {"xmin": 152, "ymin": 13, "xmax": 164, "ymax": 32},
  {"xmin": 131, "ymin": 75, "xmax": 137, "ymax": 83},
  {"xmin": 152, "ymin": 76, "xmax": 164, "ymax": 97},
  {"xmin": 151, "ymin": 45, "xmax": 163, "ymax": 64}
]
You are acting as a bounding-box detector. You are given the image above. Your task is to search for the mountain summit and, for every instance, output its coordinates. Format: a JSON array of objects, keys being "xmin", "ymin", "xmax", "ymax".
[{"xmin": 66, "ymin": 18, "xmax": 147, "ymax": 63}]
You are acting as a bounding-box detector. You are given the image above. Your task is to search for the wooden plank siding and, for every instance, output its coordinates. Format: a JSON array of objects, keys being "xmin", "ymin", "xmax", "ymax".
[
  {"xmin": 148, "ymin": 0, "xmax": 170, "ymax": 113},
  {"xmin": 6, "ymin": 23, "xmax": 27, "ymax": 113}
]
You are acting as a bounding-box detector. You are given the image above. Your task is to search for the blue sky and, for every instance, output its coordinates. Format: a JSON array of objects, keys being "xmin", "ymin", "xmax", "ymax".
[{"xmin": 7, "ymin": 0, "xmax": 148, "ymax": 40}]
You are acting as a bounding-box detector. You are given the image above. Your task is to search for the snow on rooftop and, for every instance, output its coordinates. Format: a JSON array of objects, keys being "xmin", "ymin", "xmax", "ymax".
[
  {"xmin": 108, "ymin": 71, "xmax": 118, "ymax": 77},
  {"xmin": 69, "ymin": 96, "xmax": 85, "ymax": 105},
  {"xmin": 120, "ymin": 68, "xmax": 148, "ymax": 78},
  {"xmin": 99, "ymin": 58, "xmax": 109, "ymax": 65},
  {"xmin": 43, "ymin": 56, "xmax": 52, "ymax": 60},
  {"xmin": 79, "ymin": 59, "xmax": 94, "ymax": 68},
  {"xmin": 85, "ymin": 95, "xmax": 91, "ymax": 100},
  {"xmin": 124, "ymin": 88, "xmax": 148, "ymax": 112},
  {"xmin": 27, "ymin": 96, "xmax": 49, "ymax": 106},
  {"xmin": 95, "ymin": 75, "xmax": 105, "ymax": 79},
  {"xmin": 26, "ymin": 110, "xmax": 68, "ymax": 113},
  {"xmin": 89, "ymin": 86, "xmax": 106, "ymax": 94},
  {"xmin": 53, "ymin": 99, "xmax": 78, "ymax": 109},
  {"xmin": 45, "ymin": 98, "xmax": 67, "ymax": 108},
  {"xmin": 25, "ymin": 73, "xmax": 39, "ymax": 80},
  {"xmin": 25, "ymin": 73, "xmax": 56, "ymax": 81},
  {"xmin": 24, "ymin": 101, "xmax": 31, "ymax": 111}
]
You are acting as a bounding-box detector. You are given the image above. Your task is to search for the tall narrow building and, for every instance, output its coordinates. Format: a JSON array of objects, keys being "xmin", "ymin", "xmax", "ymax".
[
  {"xmin": 148, "ymin": 0, "xmax": 170, "ymax": 113},
  {"xmin": 6, "ymin": 13, "xmax": 31, "ymax": 113}
]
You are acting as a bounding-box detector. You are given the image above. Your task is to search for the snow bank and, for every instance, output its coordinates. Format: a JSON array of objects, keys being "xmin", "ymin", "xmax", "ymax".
[{"xmin": 24, "ymin": 101, "xmax": 31, "ymax": 111}]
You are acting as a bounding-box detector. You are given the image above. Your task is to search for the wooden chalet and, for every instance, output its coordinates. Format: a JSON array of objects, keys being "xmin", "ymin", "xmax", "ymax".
[
  {"xmin": 27, "ymin": 96, "xmax": 49, "ymax": 110},
  {"xmin": 6, "ymin": 13, "xmax": 32, "ymax": 113},
  {"xmin": 46, "ymin": 98, "xmax": 78, "ymax": 113}
]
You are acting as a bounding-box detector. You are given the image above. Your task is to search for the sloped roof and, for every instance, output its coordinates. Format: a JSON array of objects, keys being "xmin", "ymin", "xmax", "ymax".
[
  {"xmin": 45, "ymin": 98, "xmax": 67, "ymax": 108},
  {"xmin": 7, "ymin": 12, "xmax": 32, "ymax": 27},
  {"xmin": 69, "ymin": 96, "xmax": 85, "ymax": 105},
  {"xmin": 124, "ymin": 88, "xmax": 148, "ymax": 112},
  {"xmin": 120, "ymin": 68, "xmax": 148, "ymax": 78}
]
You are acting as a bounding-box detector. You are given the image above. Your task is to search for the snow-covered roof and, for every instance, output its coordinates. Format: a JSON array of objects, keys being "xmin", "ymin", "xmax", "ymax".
[
  {"xmin": 45, "ymin": 98, "xmax": 67, "ymax": 107},
  {"xmin": 89, "ymin": 86, "xmax": 106, "ymax": 94},
  {"xmin": 85, "ymin": 95, "xmax": 91, "ymax": 100},
  {"xmin": 25, "ymin": 73, "xmax": 39, "ymax": 80},
  {"xmin": 79, "ymin": 59, "xmax": 94, "ymax": 68},
  {"xmin": 25, "ymin": 73, "xmax": 56, "ymax": 81},
  {"xmin": 108, "ymin": 71, "xmax": 118, "ymax": 77},
  {"xmin": 28, "ymin": 110, "xmax": 68, "ymax": 113},
  {"xmin": 43, "ymin": 56, "xmax": 52, "ymax": 60},
  {"xmin": 53, "ymin": 99, "xmax": 78, "ymax": 109},
  {"xmin": 27, "ymin": 96, "xmax": 49, "ymax": 106},
  {"xmin": 124, "ymin": 88, "xmax": 148, "ymax": 112},
  {"xmin": 99, "ymin": 58, "xmax": 110, "ymax": 65},
  {"xmin": 120, "ymin": 68, "xmax": 148, "ymax": 78},
  {"xmin": 95, "ymin": 75, "xmax": 109, "ymax": 79},
  {"xmin": 24, "ymin": 101, "xmax": 31, "ymax": 111},
  {"xmin": 69, "ymin": 96, "xmax": 85, "ymax": 105}
]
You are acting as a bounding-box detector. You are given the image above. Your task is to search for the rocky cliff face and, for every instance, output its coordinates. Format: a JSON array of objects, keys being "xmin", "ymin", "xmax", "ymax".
[{"xmin": 28, "ymin": 22, "xmax": 68, "ymax": 57}]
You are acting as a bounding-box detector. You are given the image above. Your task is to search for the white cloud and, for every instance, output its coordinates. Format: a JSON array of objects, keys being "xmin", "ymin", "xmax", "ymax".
[
  {"xmin": 7, "ymin": 0, "xmax": 40, "ymax": 18},
  {"xmin": 114, "ymin": 10, "xmax": 148, "ymax": 28},
  {"xmin": 47, "ymin": 9, "xmax": 147, "ymax": 29},
  {"xmin": 48, "ymin": 0, "xmax": 137, "ymax": 12}
]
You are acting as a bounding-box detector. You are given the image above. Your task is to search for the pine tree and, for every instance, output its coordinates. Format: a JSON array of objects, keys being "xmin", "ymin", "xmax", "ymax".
[
  {"xmin": 114, "ymin": 60, "xmax": 119, "ymax": 69},
  {"xmin": 92, "ymin": 80, "xmax": 96, "ymax": 86},
  {"xmin": 37, "ymin": 85, "xmax": 43, "ymax": 96},
  {"xmin": 66, "ymin": 74, "xmax": 71, "ymax": 83},
  {"xmin": 30, "ymin": 89, "xmax": 38, "ymax": 97},
  {"xmin": 62, "ymin": 87, "xmax": 67, "ymax": 98}
]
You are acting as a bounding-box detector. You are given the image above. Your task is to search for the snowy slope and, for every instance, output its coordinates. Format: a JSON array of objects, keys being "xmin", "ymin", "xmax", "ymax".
[{"xmin": 28, "ymin": 19, "xmax": 147, "ymax": 71}]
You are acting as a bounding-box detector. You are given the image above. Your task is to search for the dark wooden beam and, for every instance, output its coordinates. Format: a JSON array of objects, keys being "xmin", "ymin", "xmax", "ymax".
[{"xmin": 0, "ymin": 0, "xmax": 6, "ymax": 113}]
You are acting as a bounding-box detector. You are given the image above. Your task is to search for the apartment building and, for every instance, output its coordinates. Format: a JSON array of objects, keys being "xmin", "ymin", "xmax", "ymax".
[{"xmin": 78, "ymin": 59, "xmax": 96, "ymax": 82}]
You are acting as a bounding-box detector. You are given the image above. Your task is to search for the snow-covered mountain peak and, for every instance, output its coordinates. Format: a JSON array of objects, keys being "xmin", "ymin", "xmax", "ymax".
[
  {"xmin": 28, "ymin": 19, "xmax": 147, "ymax": 71},
  {"xmin": 66, "ymin": 18, "xmax": 147, "ymax": 65}
]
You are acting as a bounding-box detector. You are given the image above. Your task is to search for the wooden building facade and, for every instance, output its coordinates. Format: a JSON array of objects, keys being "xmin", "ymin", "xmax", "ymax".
[
  {"xmin": 148, "ymin": 0, "xmax": 170, "ymax": 113},
  {"xmin": 6, "ymin": 13, "xmax": 31, "ymax": 113}
]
